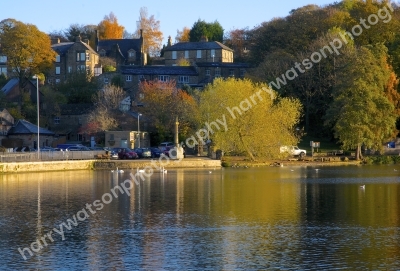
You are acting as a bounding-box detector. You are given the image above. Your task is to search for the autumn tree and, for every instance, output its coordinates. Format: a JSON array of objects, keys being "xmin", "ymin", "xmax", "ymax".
[
  {"xmin": 224, "ymin": 27, "xmax": 250, "ymax": 61},
  {"xmin": 325, "ymin": 44, "xmax": 397, "ymax": 160},
  {"xmin": 135, "ymin": 7, "xmax": 163, "ymax": 56},
  {"xmin": 98, "ymin": 12, "xmax": 124, "ymax": 39},
  {"xmin": 199, "ymin": 78, "xmax": 302, "ymax": 160},
  {"xmin": 175, "ymin": 27, "xmax": 190, "ymax": 42},
  {"xmin": 189, "ymin": 19, "xmax": 224, "ymax": 42},
  {"xmin": 0, "ymin": 19, "xmax": 56, "ymax": 110},
  {"xmin": 85, "ymin": 84, "xmax": 127, "ymax": 133},
  {"xmin": 135, "ymin": 80, "xmax": 198, "ymax": 143}
]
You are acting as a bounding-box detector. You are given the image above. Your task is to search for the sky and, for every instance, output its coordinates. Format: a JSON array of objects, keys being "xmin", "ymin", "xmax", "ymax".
[{"xmin": 1, "ymin": 0, "xmax": 334, "ymax": 44}]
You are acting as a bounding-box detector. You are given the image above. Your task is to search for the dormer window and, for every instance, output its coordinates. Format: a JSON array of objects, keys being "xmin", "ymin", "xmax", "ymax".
[{"xmin": 128, "ymin": 50, "xmax": 136, "ymax": 58}]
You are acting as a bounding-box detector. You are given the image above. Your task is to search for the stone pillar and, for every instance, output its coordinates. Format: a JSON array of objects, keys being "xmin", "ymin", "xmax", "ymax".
[{"xmin": 174, "ymin": 116, "xmax": 184, "ymax": 159}]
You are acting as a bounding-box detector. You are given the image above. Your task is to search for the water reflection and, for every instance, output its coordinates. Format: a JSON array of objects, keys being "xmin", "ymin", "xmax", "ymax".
[{"xmin": 0, "ymin": 165, "xmax": 400, "ymax": 270}]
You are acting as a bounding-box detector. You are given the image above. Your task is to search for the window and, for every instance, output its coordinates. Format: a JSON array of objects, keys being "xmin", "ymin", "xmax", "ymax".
[
  {"xmin": 196, "ymin": 50, "xmax": 201, "ymax": 58},
  {"xmin": 0, "ymin": 67, "xmax": 7, "ymax": 76},
  {"xmin": 0, "ymin": 56, "xmax": 7, "ymax": 63},
  {"xmin": 138, "ymin": 75, "xmax": 145, "ymax": 82},
  {"xmin": 68, "ymin": 66, "xmax": 72, "ymax": 73},
  {"xmin": 55, "ymin": 79, "xmax": 60, "ymax": 84},
  {"xmin": 55, "ymin": 55, "xmax": 60, "ymax": 62},
  {"xmin": 184, "ymin": 50, "xmax": 189, "ymax": 59},
  {"xmin": 211, "ymin": 49, "xmax": 215, "ymax": 57},
  {"xmin": 86, "ymin": 52, "xmax": 90, "ymax": 61},
  {"xmin": 86, "ymin": 65, "xmax": 90, "ymax": 74},
  {"xmin": 48, "ymin": 78, "xmax": 52, "ymax": 84},
  {"xmin": 179, "ymin": 76, "xmax": 189, "ymax": 83},
  {"xmin": 158, "ymin": 75, "xmax": 170, "ymax": 82},
  {"xmin": 54, "ymin": 117, "xmax": 60, "ymax": 124},
  {"xmin": 55, "ymin": 66, "xmax": 60, "ymax": 75},
  {"xmin": 77, "ymin": 65, "xmax": 86, "ymax": 71},
  {"xmin": 215, "ymin": 68, "xmax": 221, "ymax": 77},
  {"xmin": 205, "ymin": 69, "xmax": 210, "ymax": 76},
  {"xmin": 104, "ymin": 77, "xmax": 109, "ymax": 84},
  {"xmin": 229, "ymin": 69, "xmax": 234, "ymax": 77},
  {"xmin": 240, "ymin": 69, "xmax": 246, "ymax": 77},
  {"xmin": 126, "ymin": 75, "xmax": 132, "ymax": 82},
  {"xmin": 128, "ymin": 50, "xmax": 135, "ymax": 58},
  {"xmin": 76, "ymin": 52, "xmax": 85, "ymax": 61},
  {"xmin": 172, "ymin": 51, "xmax": 177, "ymax": 59}
]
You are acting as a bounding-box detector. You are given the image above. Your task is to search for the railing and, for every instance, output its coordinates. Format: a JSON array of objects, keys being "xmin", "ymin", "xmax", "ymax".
[{"xmin": 0, "ymin": 150, "xmax": 106, "ymax": 163}]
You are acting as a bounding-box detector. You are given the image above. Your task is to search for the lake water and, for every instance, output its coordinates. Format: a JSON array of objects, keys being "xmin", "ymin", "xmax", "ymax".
[{"xmin": 1, "ymin": 165, "xmax": 400, "ymax": 270}]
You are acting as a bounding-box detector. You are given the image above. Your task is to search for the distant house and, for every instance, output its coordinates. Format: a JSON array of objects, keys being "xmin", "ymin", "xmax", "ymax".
[
  {"xmin": 49, "ymin": 103, "xmax": 95, "ymax": 143},
  {"xmin": 163, "ymin": 38, "xmax": 234, "ymax": 66},
  {"xmin": 49, "ymin": 36, "xmax": 101, "ymax": 84},
  {"xmin": 0, "ymin": 78, "xmax": 43, "ymax": 105},
  {"xmin": 6, "ymin": 119, "xmax": 55, "ymax": 148},
  {"xmin": 96, "ymin": 29, "xmax": 146, "ymax": 67}
]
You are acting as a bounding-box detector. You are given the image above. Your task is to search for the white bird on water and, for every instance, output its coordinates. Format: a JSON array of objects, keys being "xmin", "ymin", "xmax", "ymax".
[
  {"xmin": 162, "ymin": 167, "xmax": 167, "ymax": 174},
  {"xmin": 360, "ymin": 185, "xmax": 365, "ymax": 189}
]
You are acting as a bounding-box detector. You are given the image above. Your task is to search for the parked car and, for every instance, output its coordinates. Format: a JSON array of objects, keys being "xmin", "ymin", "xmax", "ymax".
[
  {"xmin": 14, "ymin": 146, "xmax": 36, "ymax": 152},
  {"xmin": 280, "ymin": 145, "xmax": 307, "ymax": 158},
  {"xmin": 66, "ymin": 146, "xmax": 90, "ymax": 151},
  {"xmin": 115, "ymin": 148, "xmax": 138, "ymax": 159},
  {"xmin": 134, "ymin": 148, "xmax": 152, "ymax": 158},
  {"xmin": 150, "ymin": 147, "xmax": 163, "ymax": 158},
  {"xmin": 158, "ymin": 142, "xmax": 174, "ymax": 151}
]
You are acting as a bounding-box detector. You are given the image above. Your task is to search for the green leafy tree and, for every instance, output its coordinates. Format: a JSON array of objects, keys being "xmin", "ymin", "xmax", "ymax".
[
  {"xmin": 325, "ymin": 44, "xmax": 397, "ymax": 160},
  {"xmin": 189, "ymin": 19, "xmax": 224, "ymax": 42},
  {"xmin": 56, "ymin": 72, "xmax": 98, "ymax": 104}
]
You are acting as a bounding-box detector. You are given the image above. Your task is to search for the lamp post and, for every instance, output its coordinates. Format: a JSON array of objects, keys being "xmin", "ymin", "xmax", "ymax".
[
  {"xmin": 33, "ymin": 75, "xmax": 40, "ymax": 159},
  {"xmin": 138, "ymin": 113, "xmax": 142, "ymax": 148}
]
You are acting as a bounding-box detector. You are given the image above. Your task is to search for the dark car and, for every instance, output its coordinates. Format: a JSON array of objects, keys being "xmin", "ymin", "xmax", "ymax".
[
  {"xmin": 134, "ymin": 148, "xmax": 152, "ymax": 158},
  {"xmin": 150, "ymin": 147, "xmax": 162, "ymax": 158},
  {"xmin": 115, "ymin": 148, "xmax": 138, "ymax": 159}
]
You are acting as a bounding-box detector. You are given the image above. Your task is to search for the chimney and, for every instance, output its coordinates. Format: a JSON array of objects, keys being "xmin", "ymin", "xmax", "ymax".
[
  {"xmin": 95, "ymin": 30, "xmax": 99, "ymax": 51},
  {"xmin": 75, "ymin": 35, "xmax": 81, "ymax": 42},
  {"xmin": 51, "ymin": 38, "xmax": 60, "ymax": 45},
  {"xmin": 140, "ymin": 29, "xmax": 143, "ymax": 38},
  {"xmin": 200, "ymin": 36, "xmax": 208, "ymax": 42},
  {"xmin": 167, "ymin": 36, "xmax": 172, "ymax": 47}
]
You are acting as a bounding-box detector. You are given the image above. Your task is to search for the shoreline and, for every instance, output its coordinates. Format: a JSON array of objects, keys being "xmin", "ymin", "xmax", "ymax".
[{"xmin": 0, "ymin": 157, "xmax": 222, "ymax": 174}]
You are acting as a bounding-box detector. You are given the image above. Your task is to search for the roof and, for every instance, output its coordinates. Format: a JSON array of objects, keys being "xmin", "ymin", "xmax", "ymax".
[
  {"xmin": 120, "ymin": 65, "xmax": 198, "ymax": 76},
  {"xmin": 195, "ymin": 62, "xmax": 250, "ymax": 68},
  {"xmin": 52, "ymin": 40, "xmax": 98, "ymax": 56},
  {"xmin": 59, "ymin": 103, "xmax": 95, "ymax": 115},
  {"xmin": 7, "ymin": 119, "xmax": 55, "ymax": 135},
  {"xmin": 97, "ymin": 39, "xmax": 142, "ymax": 59},
  {"xmin": 164, "ymin": 41, "xmax": 234, "ymax": 52},
  {"xmin": 0, "ymin": 78, "xmax": 19, "ymax": 95}
]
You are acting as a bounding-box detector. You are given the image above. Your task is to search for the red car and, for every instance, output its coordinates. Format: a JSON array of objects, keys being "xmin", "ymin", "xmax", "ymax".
[{"xmin": 115, "ymin": 148, "xmax": 138, "ymax": 159}]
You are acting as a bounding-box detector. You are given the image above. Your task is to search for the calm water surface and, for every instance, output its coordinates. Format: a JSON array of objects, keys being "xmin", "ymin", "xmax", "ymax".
[{"xmin": 1, "ymin": 165, "xmax": 400, "ymax": 270}]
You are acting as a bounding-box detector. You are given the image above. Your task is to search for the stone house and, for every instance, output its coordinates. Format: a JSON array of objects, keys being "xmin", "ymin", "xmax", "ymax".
[
  {"xmin": 49, "ymin": 103, "xmax": 95, "ymax": 143},
  {"xmin": 0, "ymin": 78, "xmax": 43, "ymax": 105},
  {"xmin": 6, "ymin": 119, "xmax": 55, "ymax": 149},
  {"xmin": 49, "ymin": 37, "xmax": 102, "ymax": 84},
  {"xmin": 96, "ymin": 30, "xmax": 146, "ymax": 67},
  {"xmin": 105, "ymin": 130, "xmax": 150, "ymax": 149},
  {"xmin": 163, "ymin": 38, "xmax": 234, "ymax": 66}
]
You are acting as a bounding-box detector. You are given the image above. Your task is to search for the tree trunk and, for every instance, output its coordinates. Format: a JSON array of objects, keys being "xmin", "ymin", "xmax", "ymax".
[
  {"xmin": 239, "ymin": 132, "xmax": 255, "ymax": 161},
  {"xmin": 355, "ymin": 143, "xmax": 363, "ymax": 160}
]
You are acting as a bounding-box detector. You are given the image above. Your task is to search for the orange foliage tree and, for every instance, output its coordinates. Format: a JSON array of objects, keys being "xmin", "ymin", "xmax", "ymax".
[
  {"xmin": 135, "ymin": 80, "xmax": 199, "ymax": 142},
  {"xmin": 175, "ymin": 27, "xmax": 190, "ymax": 42},
  {"xmin": 98, "ymin": 12, "xmax": 124, "ymax": 39},
  {"xmin": 135, "ymin": 7, "xmax": 163, "ymax": 56}
]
